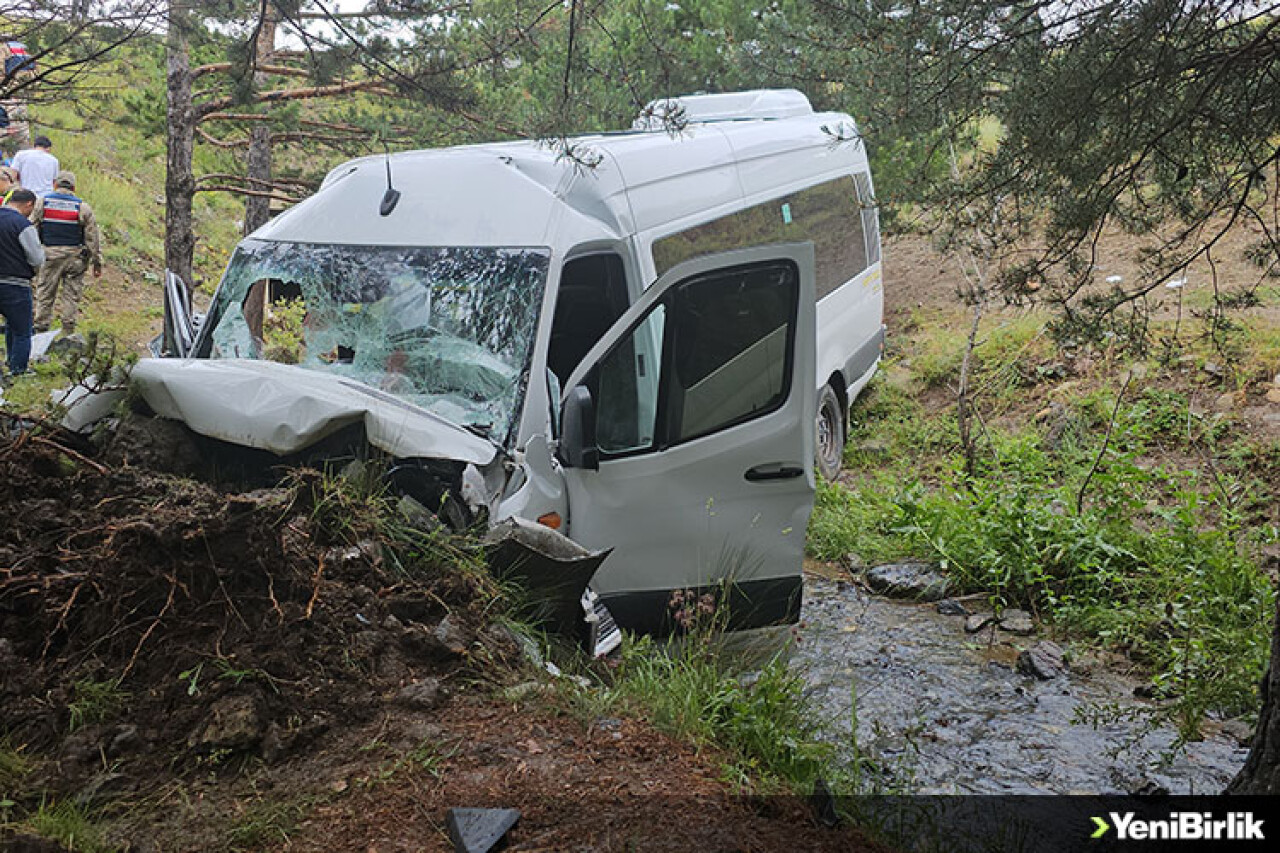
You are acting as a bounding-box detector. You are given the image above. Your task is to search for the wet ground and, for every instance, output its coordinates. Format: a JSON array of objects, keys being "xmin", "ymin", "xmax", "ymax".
[{"xmin": 794, "ymin": 575, "xmax": 1248, "ymax": 795}]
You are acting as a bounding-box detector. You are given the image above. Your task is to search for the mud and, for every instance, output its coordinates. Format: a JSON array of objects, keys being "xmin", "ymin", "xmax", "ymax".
[
  {"xmin": 0, "ymin": 426, "xmax": 885, "ymax": 852},
  {"xmin": 796, "ymin": 575, "xmax": 1248, "ymax": 794}
]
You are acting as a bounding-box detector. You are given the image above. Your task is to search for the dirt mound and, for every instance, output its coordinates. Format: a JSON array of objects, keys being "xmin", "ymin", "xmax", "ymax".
[
  {"xmin": 0, "ymin": 420, "xmax": 884, "ymax": 852},
  {"xmin": 0, "ymin": 422, "xmax": 504, "ymax": 792}
]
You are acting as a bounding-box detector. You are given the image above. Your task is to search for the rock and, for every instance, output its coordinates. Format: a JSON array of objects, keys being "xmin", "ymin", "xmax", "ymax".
[
  {"xmin": 1266, "ymin": 387, "xmax": 1280, "ymax": 405},
  {"xmin": 1, "ymin": 832, "xmax": 74, "ymax": 852},
  {"xmin": 446, "ymin": 807, "xmax": 521, "ymax": 853},
  {"xmin": 433, "ymin": 614, "xmax": 471, "ymax": 657},
  {"xmin": 262, "ymin": 713, "xmax": 330, "ymax": 763},
  {"xmin": 398, "ymin": 494, "xmax": 441, "ymax": 531},
  {"xmin": 1202, "ymin": 360, "xmax": 1224, "ymax": 379},
  {"xmin": 106, "ymin": 723, "xmax": 140, "ymax": 757},
  {"xmin": 324, "ymin": 540, "xmax": 382, "ymax": 570},
  {"xmin": 73, "ymin": 771, "xmax": 131, "ymax": 807},
  {"xmin": 478, "ymin": 621, "xmax": 523, "ymax": 665},
  {"xmin": 864, "ymin": 562, "xmax": 950, "ymax": 602},
  {"xmin": 503, "ymin": 681, "xmax": 554, "ymax": 702},
  {"xmin": 59, "ymin": 728, "xmax": 103, "ymax": 765},
  {"xmin": 388, "ymin": 594, "xmax": 438, "ymax": 624},
  {"xmin": 192, "ymin": 693, "xmax": 263, "ymax": 751},
  {"xmin": 1129, "ymin": 779, "xmax": 1170, "ymax": 796},
  {"xmin": 851, "ymin": 438, "xmax": 891, "ymax": 460},
  {"xmin": 1017, "ymin": 641, "xmax": 1066, "ymax": 680},
  {"xmin": 395, "ymin": 678, "xmax": 445, "ymax": 711},
  {"xmin": 1221, "ymin": 719, "xmax": 1253, "ymax": 747},
  {"xmin": 47, "ymin": 333, "xmax": 87, "ymax": 358},
  {"xmin": 935, "ymin": 599, "xmax": 969, "ymax": 616},
  {"xmin": 998, "ymin": 609, "xmax": 1036, "ymax": 635},
  {"xmin": 965, "ymin": 612, "xmax": 995, "ymax": 633},
  {"xmin": 842, "ymin": 552, "xmax": 867, "ymax": 573}
]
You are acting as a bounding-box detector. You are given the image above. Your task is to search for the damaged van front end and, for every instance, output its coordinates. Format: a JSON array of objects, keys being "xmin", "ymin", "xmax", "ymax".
[{"xmin": 77, "ymin": 115, "xmax": 830, "ymax": 649}]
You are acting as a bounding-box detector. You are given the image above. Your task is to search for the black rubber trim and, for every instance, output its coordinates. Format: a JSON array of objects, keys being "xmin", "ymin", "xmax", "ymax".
[
  {"xmin": 841, "ymin": 326, "xmax": 885, "ymax": 388},
  {"xmin": 598, "ymin": 574, "xmax": 803, "ymax": 637},
  {"xmin": 745, "ymin": 464, "xmax": 805, "ymax": 482}
]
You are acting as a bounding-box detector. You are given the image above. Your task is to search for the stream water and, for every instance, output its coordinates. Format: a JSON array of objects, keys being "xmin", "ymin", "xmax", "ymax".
[{"xmin": 793, "ymin": 575, "xmax": 1248, "ymax": 795}]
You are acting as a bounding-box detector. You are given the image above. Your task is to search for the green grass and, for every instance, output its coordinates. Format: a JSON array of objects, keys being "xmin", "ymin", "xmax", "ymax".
[
  {"xmin": 812, "ymin": 373, "xmax": 1275, "ymax": 739},
  {"xmin": 0, "ymin": 737, "xmax": 34, "ymax": 807},
  {"xmin": 580, "ymin": 634, "xmax": 834, "ymax": 792},
  {"xmin": 226, "ymin": 796, "xmax": 313, "ymax": 851},
  {"xmin": 68, "ymin": 678, "xmax": 129, "ymax": 732},
  {"xmin": 23, "ymin": 799, "xmax": 114, "ymax": 853}
]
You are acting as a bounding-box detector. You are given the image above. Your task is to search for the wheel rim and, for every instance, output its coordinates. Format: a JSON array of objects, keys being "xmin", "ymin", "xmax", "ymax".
[{"xmin": 816, "ymin": 399, "xmax": 840, "ymax": 470}]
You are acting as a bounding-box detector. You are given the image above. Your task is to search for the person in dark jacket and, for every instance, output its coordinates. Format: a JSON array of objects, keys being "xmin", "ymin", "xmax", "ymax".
[
  {"xmin": 32, "ymin": 170, "xmax": 101, "ymax": 335},
  {"xmin": 0, "ymin": 187, "xmax": 44, "ymax": 374}
]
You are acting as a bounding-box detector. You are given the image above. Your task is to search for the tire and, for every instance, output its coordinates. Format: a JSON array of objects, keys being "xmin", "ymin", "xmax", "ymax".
[{"xmin": 815, "ymin": 383, "xmax": 845, "ymax": 482}]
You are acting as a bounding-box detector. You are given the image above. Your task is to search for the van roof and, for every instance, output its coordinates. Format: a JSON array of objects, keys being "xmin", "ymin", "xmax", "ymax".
[{"xmin": 253, "ymin": 99, "xmax": 869, "ymax": 250}]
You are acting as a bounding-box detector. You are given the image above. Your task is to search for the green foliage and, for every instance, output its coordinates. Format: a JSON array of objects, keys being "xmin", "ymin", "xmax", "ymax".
[
  {"xmin": 0, "ymin": 737, "xmax": 33, "ymax": 795},
  {"xmin": 24, "ymin": 799, "xmax": 113, "ymax": 853},
  {"xmin": 814, "ymin": 361, "xmax": 1274, "ymax": 737},
  {"xmin": 356, "ymin": 735, "xmax": 454, "ymax": 788},
  {"xmin": 260, "ymin": 297, "xmax": 308, "ymax": 364},
  {"xmin": 225, "ymin": 796, "xmax": 312, "ymax": 851},
  {"xmin": 807, "ymin": 477, "xmax": 919, "ymax": 565},
  {"xmin": 588, "ymin": 634, "xmax": 833, "ymax": 791},
  {"xmin": 67, "ymin": 678, "xmax": 129, "ymax": 732}
]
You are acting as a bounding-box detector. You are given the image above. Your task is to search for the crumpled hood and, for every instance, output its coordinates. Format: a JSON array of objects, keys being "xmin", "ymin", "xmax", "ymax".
[{"xmin": 130, "ymin": 359, "xmax": 499, "ymax": 465}]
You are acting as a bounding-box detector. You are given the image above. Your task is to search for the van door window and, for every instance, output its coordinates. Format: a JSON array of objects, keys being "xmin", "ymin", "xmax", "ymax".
[
  {"xmin": 548, "ymin": 254, "xmax": 631, "ymax": 386},
  {"xmin": 589, "ymin": 259, "xmax": 799, "ymax": 456}
]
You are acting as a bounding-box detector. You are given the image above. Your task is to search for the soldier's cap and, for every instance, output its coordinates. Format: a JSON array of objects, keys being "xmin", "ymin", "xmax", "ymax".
[{"xmin": 54, "ymin": 170, "xmax": 75, "ymax": 189}]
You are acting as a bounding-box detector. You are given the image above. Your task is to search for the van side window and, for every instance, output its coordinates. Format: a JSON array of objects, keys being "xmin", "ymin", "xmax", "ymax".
[
  {"xmin": 548, "ymin": 254, "xmax": 631, "ymax": 386},
  {"xmin": 652, "ymin": 175, "xmax": 873, "ymax": 299},
  {"xmin": 591, "ymin": 260, "xmax": 798, "ymax": 456},
  {"xmin": 854, "ymin": 172, "xmax": 880, "ymax": 266}
]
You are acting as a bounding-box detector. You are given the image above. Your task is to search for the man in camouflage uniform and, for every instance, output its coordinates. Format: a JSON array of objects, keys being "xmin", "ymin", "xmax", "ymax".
[{"xmin": 32, "ymin": 170, "xmax": 101, "ymax": 334}]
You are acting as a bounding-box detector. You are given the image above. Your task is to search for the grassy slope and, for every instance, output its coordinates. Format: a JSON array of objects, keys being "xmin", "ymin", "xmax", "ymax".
[{"xmin": 810, "ymin": 233, "xmax": 1279, "ymax": 739}]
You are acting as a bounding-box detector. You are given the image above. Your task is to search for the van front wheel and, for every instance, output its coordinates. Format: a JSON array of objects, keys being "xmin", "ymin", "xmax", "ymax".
[{"xmin": 815, "ymin": 384, "xmax": 845, "ymax": 481}]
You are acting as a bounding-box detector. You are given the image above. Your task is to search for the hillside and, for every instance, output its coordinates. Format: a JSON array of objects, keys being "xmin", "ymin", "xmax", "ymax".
[{"xmin": 1, "ymin": 35, "xmax": 1279, "ymax": 850}]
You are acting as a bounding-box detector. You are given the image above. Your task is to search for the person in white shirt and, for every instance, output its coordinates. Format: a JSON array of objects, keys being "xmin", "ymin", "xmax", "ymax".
[{"xmin": 11, "ymin": 135, "xmax": 58, "ymax": 197}]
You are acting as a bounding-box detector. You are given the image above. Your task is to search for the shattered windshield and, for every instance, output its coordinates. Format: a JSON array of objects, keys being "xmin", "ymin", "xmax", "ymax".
[{"xmin": 199, "ymin": 240, "xmax": 550, "ymax": 443}]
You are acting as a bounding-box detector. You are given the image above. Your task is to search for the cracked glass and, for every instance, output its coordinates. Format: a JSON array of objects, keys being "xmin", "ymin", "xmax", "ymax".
[{"xmin": 200, "ymin": 240, "xmax": 550, "ymax": 443}]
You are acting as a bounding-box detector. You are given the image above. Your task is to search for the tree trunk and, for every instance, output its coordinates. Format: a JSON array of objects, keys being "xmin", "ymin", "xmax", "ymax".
[
  {"xmin": 164, "ymin": 0, "xmax": 196, "ymax": 291},
  {"xmin": 243, "ymin": 5, "xmax": 278, "ymax": 236},
  {"xmin": 1227, "ymin": 599, "xmax": 1280, "ymax": 793}
]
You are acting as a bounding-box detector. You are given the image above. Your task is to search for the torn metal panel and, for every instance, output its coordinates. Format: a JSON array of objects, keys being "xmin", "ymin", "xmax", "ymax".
[
  {"xmin": 482, "ymin": 517, "xmax": 611, "ymax": 636},
  {"xmin": 59, "ymin": 383, "xmax": 128, "ymax": 433},
  {"xmin": 129, "ymin": 358, "xmax": 498, "ymax": 465}
]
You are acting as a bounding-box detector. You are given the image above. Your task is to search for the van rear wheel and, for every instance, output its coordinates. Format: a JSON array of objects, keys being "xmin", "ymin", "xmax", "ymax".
[{"xmin": 815, "ymin": 384, "xmax": 845, "ymax": 481}]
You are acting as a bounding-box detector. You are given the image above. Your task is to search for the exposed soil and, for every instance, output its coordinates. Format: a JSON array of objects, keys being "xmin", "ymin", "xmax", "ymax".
[
  {"xmin": 881, "ymin": 233, "xmax": 1280, "ymax": 444},
  {"xmin": 0, "ymin": 423, "xmax": 883, "ymax": 852}
]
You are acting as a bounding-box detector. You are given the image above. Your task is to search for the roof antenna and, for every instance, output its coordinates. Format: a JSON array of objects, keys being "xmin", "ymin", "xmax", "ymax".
[{"xmin": 379, "ymin": 140, "xmax": 401, "ymax": 217}]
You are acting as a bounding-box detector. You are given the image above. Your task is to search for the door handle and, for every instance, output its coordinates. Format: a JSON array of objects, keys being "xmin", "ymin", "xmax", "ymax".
[{"xmin": 744, "ymin": 463, "xmax": 805, "ymax": 482}]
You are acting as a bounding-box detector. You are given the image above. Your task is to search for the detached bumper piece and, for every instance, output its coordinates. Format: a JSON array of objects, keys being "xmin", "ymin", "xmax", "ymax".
[
  {"xmin": 483, "ymin": 517, "xmax": 616, "ymax": 653},
  {"xmin": 446, "ymin": 807, "xmax": 520, "ymax": 853}
]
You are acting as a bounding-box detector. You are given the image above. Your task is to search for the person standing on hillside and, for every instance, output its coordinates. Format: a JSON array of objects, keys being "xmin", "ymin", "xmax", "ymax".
[
  {"xmin": 0, "ymin": 188, "xmax": 44, "ymax": 374},
  {"xmin": 32, "ymin": 170, "xmax": 101, "ymax": 335},
  {"xmin": 0, "ymin": 166, "xmax": 16, "ymax": 202},
  {"xmin": 11, "ymin": 135, "xmax": 57, "ymax": 197}
]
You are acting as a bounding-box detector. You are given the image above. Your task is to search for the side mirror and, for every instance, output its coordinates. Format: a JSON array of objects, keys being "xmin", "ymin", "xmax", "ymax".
[{"xmin": 558, "ymin": 385, "xmax": 599, "ymax": 470}]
